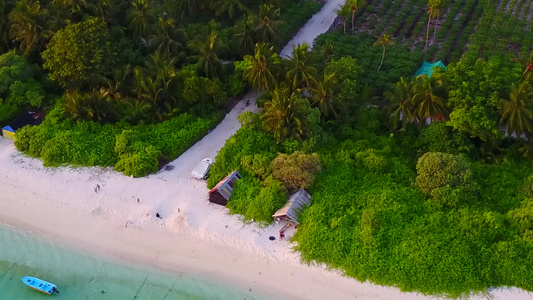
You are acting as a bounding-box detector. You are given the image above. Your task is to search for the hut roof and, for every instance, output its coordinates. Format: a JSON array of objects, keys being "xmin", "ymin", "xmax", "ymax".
[
  {"xmin": 272, "ymin": 189, "xmax": 311, "ymax": 224},
  {"xmin": 209, "ymin": 170, "xmax": 241, "ymax": 199},
  {"xmin": 414, "ymin": 61, "xmax": 447, "ymax": 78}
]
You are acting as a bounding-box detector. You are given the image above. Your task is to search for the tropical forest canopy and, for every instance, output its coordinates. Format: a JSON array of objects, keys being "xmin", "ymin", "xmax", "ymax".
[
  {"xmin": 3, "ymin": 0, "xmax": 533, "ymax": 298},
  {"xmin": 208, "ymin": 0, "xmax": 533, "ymax": 298},
  {"xmin": 0, "ymin": 0, "xmax": 321, "ymax": 175}
]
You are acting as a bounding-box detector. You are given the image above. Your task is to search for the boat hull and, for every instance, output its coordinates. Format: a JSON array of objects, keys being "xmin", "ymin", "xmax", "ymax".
[{"xmin": 22, "ymin": 276, "xmax": 57, "ymax": 295}]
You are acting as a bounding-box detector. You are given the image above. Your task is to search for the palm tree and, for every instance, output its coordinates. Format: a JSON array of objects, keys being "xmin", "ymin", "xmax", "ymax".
[
  {"xmin": 425, "ymin": 0, "xmax": 442, "ymax": 49},
  {"xmin": 134, "ymin": 52, "xmax": 179, "ymax": 119},
  {"xmin": 103, "ymin": 64, "xmax": 134, "ymax": 99},
  {"xmin": 122, "ymin": 99, "xmax": 152, "ymax": 125},
  {"xmin": 309, "ymin": 71, "xmax": 341, "ymax": 120},
  {"xmin": 255, "ymin": 4, "xmax": 284, "ymax": 45},
  {"xmin": 52, "ymin": 0, "xmax": 94, "ymax": 20},
  {"xmin": 187, "ymin": 31, "xmax": 223, "ymax": 78},
  {"xmin": 334, "ymin": 4, "xmax": 350, "ymax": 34},
  {"xmin": 499, "ymin": 81, "xmax": 533, "ymax": 139},
  {"xmin": 210, "ymin": 0, "xmax": 248, "ymax": 19},
  {"xmin": 261, "ymin": 87, "xmax": 309, "ymax": 142},
  {"xmin": 266, "ymin": 0, "xmax": 282, "ymax": 13},
  {"xmin": 62, "ymin": 89, "xmax": 85, "ymax": 120},
  {"xmin": 431, "ymin": 0, "xmax": 443, "ymax": 43},
  {"xmin": 127, "ymin": 0, "xmax": 152, "ymax": 40},
  {"xmin": 233, "ymin": 13, "xmax": 257, "ymax": 57},
  {"xmin": 374, "ymin": 33, "xmax": 395, "ymax": 72},
  {"xmin": 0, "ymin": 0, "xmax": 13, "ymax": 52},
  {"xmin": 149, "ymin": 16, "xmax": 186, "ymax": 59},
  {"xmin": 285, "ymin": 43, "xmax": 318, "ymax": 89},
  {"xmin": 347, "ymin": 0, "xmax": 365, "ymax": 33},
  {"xmin": 385, "ymin": 77, "xmax": 415, "ymax": 130},
  {"xmin": 412, "ymin": 74, "xmax": 447, "ymax": 126},
  {"xmin": 168, "ymin": 0, "xmax": 196, "ymax": 21},
  {"xmin": 243, "ymin": 42, "xmax": 279, "ymax": 92},
  {"xmin": 8, "ymin": 0, "xmax": 51, "ymax": 55}
]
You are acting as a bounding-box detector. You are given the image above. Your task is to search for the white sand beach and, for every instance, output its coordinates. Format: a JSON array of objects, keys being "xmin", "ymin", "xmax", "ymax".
[
  {"xmin": 1, "ymin": 105, "xmax": 532, "ymax": 300},
  {"xmin": 1, "ymin": 1, "xmax": 533, "ymax": 299}
]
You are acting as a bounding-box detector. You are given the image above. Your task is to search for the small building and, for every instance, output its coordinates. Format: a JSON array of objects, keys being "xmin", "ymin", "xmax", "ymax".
[
  {"xmin": 208, "ymin": 170, "xmax": 242, "ymax": 206},
  {"xmin": 1, "ymin": 111, "xmax": 42, "ymax": 141},
  {"xmin": 414, "ymin": 61, "xmax": 447, "ymax": 78},
  {"xmin": 272, "ymin": 189, "xmax": 311, "ymax": 224}
]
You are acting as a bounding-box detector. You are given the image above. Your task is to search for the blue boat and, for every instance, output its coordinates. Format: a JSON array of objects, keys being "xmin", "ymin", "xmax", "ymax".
[{"xmin": 22, "ymin": 276, "xmax": 58, "ymax": 295}]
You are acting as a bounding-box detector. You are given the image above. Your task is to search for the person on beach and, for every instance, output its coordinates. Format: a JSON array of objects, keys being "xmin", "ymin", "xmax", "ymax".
[
  {"xmin": 97, "ymin": 184, "xmax": 100, "ymax": 191},
  {"xmin": 156, "ymin": 212, "xmax": 162, "ymax": 219}
]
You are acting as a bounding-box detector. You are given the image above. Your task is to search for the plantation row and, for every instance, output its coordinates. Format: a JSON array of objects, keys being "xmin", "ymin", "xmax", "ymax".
[
  {"xmin": 335, "ymin": 0, "xmax": 533, "ymax": 64},
  {"xmin": 471, "ymin": 0, "xmax": 533, "ymax": 60},
  {"xmin": 499, "ymin": 0, "xmax": 533, "ymax": 21}
]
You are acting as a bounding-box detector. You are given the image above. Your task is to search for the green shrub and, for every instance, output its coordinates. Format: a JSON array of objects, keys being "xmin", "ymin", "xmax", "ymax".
[
  {"xmin": 270, "ymin": 151, "xmax": 322, "ymax": 190},
  {"xmin": 208, "ymin": 127, "xmax": 278, "ymax": 188},
  {"xmin": 293, "ymin": 134, "xmax": 533, "ymax": 297},
  {"xmin": 240, "ymin": 153, "xmax": 275, "ymax": 179},
  {"xmin": 414, "ymin": 152, "xmax": 474, "ymax": 196},
  {"xmin": 0, "ymin": 102, "xmax": 19, "ymax": 124},
  {"xmin": 114, "ymin": 145, "xmax": 160, "ymax": 177},
  {"xmin": 418, "ymin": 122, "xmax": 474, "ymax": 155},
  {"xmin": 15, "ymin": 108, "xmax": 213, "ymax": 177},
  {"xmin": 228, "ymin": 175, "xmax": 287, "ymax": 224}
]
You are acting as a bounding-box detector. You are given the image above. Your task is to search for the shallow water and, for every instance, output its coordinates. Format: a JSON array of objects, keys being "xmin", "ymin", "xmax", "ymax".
[{"xmin": 0, "ymin": 224, "xmax": 273, "ymax": 300}]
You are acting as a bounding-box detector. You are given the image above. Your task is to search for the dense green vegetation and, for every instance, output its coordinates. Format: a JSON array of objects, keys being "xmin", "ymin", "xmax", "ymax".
[
  {"xmin": 0, "ymin": 0, "xmax": 320, "ymax": 176},
  {"xmin": 206, "ymin": 0, "xmax": 533, "ymax": 297},
  {"xmin": 3, "ymin": 0, "xmax": 533, "ymax": 297}
]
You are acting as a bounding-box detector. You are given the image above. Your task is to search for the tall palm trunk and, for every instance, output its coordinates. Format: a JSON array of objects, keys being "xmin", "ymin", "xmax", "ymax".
[
  {"xmin": 425, "ymin": 13, "xmax": 431, "ymax": 49},
  {"xmin": 343, "ymin": 17, "xmax": 346, "ymax": 34},
  {"xmin": 351, "ymin": 9, "xmax": 355, "ymax": 33},
  {"xmin": 378, "ymin": 45, "xmax": 385, "ymax": 71},
  {"xmin": 432, "ymin": 16, "xmax": 439, "ymax": 44}
]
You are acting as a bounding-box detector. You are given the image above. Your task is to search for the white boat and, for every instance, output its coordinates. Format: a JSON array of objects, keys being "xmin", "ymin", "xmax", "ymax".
[
  {"xmin": 22, "ymin": 276, "xmax": 58, "ymax": 295},
  {"xmin": 191, "ymin": 158, "xmax": 213, "ymax": 180}
]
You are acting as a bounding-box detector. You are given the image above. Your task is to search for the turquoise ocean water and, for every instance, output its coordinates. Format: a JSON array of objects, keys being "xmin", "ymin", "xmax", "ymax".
[{"xmin": 0, "ymin": 224, "xmax": 274, "ymax": 300}]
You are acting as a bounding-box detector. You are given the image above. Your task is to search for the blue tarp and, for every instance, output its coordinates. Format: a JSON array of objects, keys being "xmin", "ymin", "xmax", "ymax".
[
  {"xmin": 414, "ymin": 61, "xmax": 447, "ymax": 78},
  {"xmin": 2, "ymin": 125, "xmax": 14, "ymax": 133}
]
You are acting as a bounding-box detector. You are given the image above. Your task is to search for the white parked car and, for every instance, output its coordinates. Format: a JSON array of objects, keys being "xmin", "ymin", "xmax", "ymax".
[{"xmin": 191, "ymin": 158, "xmax": 213, "ymax": 180}]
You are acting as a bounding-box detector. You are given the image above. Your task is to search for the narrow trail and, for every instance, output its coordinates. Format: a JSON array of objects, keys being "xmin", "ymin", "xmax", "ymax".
[
  {"xmin": 280, "ymin": 0, "xmax": 345, "ymax": 57},
  {"xmin": 175, "ymin": 0, "xmax": 346, "ymax": 172}
]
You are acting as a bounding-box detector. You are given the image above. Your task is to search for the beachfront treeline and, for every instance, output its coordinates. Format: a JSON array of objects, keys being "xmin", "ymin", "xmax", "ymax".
[
  {"xmin": 206, "ymin": 0, "xmax": 533, "ymax": 298},
  {"xmin": 0, "ymin": 0, "xmax": 321, "ymax": 175},
  {"xmin": 4, "ymin": 0, "xmax": 533, "ymax": 298}
]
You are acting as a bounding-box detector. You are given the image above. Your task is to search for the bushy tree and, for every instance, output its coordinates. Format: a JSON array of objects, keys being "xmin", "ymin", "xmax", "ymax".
[
  {"xmin": 0, "ymin": 51, "xmax": 33, "ymax": 95},
  {"xmin": 447, "ymin": 55, "xmax": 521, "ymax": 141},
  {"xmin": 418, "ymin": 121, "xmax": 473, "ymax": 154},
  {"xmin": 240, "ymin": 153, "xmax": 275, "ymax": 179},
  {"xmin": 326, "ymin": 56, "xmax": 360, "ymax": 110},
  {"xmin": 415, "ymin": 152, "xmax": 475, "ymax": 207},
  {"xmin": 227, "ymin": 175, "xmax": 287, "ymax": 224},
  {"xmin": 270, "ymin": 150, "xmax": 321, "ymax": 190},
  {"xmin": 42, "ymin": 17, "xmax": 117, "ymax": 89}
]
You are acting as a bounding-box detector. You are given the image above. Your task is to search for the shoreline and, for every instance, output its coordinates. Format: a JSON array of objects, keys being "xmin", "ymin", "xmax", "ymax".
[
  {"xmin": 0, "ymin": 141, "xmax": 416, "ymax": 300},
  {"xmin": 1, "ymin": 0, "xmax": 533, "ymax": 298},
  {"xmin": 2, "ymin": 135, "xmax": 533, "ymax": 300}
]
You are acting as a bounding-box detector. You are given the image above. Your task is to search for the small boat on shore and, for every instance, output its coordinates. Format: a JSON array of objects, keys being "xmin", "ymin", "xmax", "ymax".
[{"xmin": 22, "ymin": 276, "xmax": 58, "ymax": 295}]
